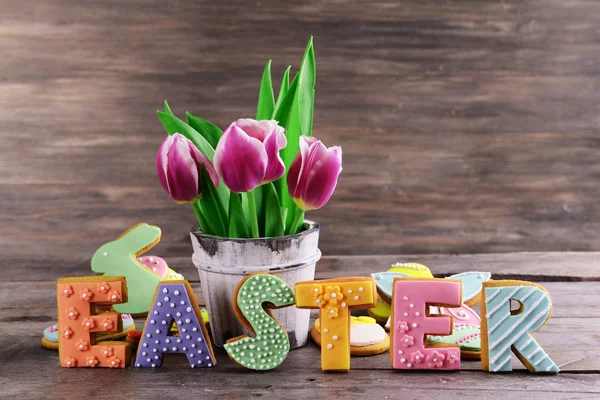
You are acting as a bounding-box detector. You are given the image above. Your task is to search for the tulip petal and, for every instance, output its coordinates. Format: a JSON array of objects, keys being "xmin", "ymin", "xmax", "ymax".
[
  {"xmin": 301, "ymin": 146, "xmax": 342, "ymax": 210},
  {"xmin": 235, "ymin": 119, "xmax": 278, "ymax": 142},
  {"xmin": 165, "ymin": 135, "xmax": 201, "ymax": 203},
  {"xmin": 156, "ymin": 135, "xmax": 175, "ymax": 195},
  {"xmin": 188, "ymin": 140, "xmax": 219, "ymax": 189},
  {"xmin": 214, "ymin": 124, "xmax": 268, "ymax": 193},
  {"xmin": 262, "ymin": 124, "xmax": 287, "ymax": 183}
]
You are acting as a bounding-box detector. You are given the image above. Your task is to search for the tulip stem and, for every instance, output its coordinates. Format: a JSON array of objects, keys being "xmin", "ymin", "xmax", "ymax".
[
  {"xmin": 288, "ymin": 210, "xmax": 305, "ymax": 235},
  {"xmin": 247, "ymin": 189, "xmax": 260, "ymax": 238},
  {"xmin": 192, "ymin": 201, "xmax": 210, "ymax": 234}
]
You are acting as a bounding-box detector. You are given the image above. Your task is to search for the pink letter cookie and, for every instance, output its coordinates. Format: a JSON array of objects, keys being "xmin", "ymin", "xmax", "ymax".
[
  {"xmin": 391, "ymin": 278, "xmax": 462, "ymax": 370},
  {"xmin": 57, "ymin": 276, "xmax": 130, "ymax": 368}
]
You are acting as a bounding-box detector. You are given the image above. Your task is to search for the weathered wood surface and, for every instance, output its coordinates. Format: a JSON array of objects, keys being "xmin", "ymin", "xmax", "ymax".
[
  {"xmin": 3, "ymin": 0, "xmax": 600, "ymax": 259},
  {"xmin": 0, "ymin": 254, "xmax": 598, "ymax": 398}
]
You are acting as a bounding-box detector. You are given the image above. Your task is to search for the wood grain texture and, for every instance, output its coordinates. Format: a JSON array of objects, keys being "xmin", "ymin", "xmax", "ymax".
[{"xmin": 2, "ymin": 0, "xmax": 600, "ymax": 259}]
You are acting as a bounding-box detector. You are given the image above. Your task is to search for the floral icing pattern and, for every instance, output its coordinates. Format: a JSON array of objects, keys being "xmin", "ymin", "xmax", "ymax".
[
  {"xmin": 108, "ymin": 290, "xmax": 121, "ymax": 303},
  {"xmin": 324, "ymin": 286, "xmax": 343, "ymax": 306},
  {"xmin": 410, "ymin": 350, "xmax": 425, "ymax": 364},
  {"xmin": 66, "ymin": 307, "xmax": 79, "ymax": 320},
  {"xmin": 80, "ymin": 288, "xmax": 93, "ymax": 301},
  {"xmin": 98, "ymin": 282, "xmax": 111, "ymax": 294},
  {"xmin": 447, "ymin": 351, "xmax": 459, "ymax": 365},
  {"xmin": 102, "ymin": 346, "xmax": 115, "ymax": 358},
  {"xmin": 397, "ymin": 320, "xmax": 410, "ymax": 333},
  {"xmin": 82, "ymin": 317, "xmax": 96, "ymax": 330},
  {"xmin": 400, "ymin": 334, "xmax": 414, "ymax": 348},
  {"xmin": 101, "ymin": 319, "xmax": 114, "ymax": 330},
  {"xmin": 108, "ymin": 357, "xmax": 121, "ymax": 368},
  {"xmin": 62, "ymin": 327, "xmax": 74, "ymax": 339},
  {"xmin": 426, "ymin": 350, "xmax": 445, "ymax": 368},
  {"xmin": 62, "ymin": 285, "xmax": 74, "ymax": 298},
  {"xmin": 63, "ymin": 357, "xmax": 77, "ymax": 368},
  {"xmin": 326, "ymin": 306, "xmax": 339, "ymax": 319},
  {"xmin": 86, "ymin": 356, "xmax": 99, "ymax": 368},
  {"xmin": 76, "ymin": 339, "xmax": 90, "ymax": 352}
]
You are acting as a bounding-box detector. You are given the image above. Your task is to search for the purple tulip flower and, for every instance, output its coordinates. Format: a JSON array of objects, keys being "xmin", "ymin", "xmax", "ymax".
[
  {"xmin": 156, "ymin": 133, "xmax": 219, "ymax": 203},
  {"xmin": 287, "ymin": 136, "xmax": 343, "ymax": 211},
  {"xmin": 214, "ymin": 118, "xmax": 287, "ymax": 193}
]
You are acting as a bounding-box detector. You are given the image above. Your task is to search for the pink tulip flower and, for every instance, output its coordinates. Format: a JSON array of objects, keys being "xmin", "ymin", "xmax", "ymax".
[
  {"xmin": 214, "ymin": 119, "xmax": 287, "ymax": 193},
  {"xmin": 156, "ymin": 133, "xmax": 219, "ymax": 203},
  {"xmin": 287, "ymin": 136, "xmax": 343, "ymax": 211}
]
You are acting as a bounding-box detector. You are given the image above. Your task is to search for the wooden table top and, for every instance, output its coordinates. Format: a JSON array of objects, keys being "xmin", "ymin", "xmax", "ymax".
[{"xmin": 1, "ymin": 253, "xmax": 598, "ymax": 399}]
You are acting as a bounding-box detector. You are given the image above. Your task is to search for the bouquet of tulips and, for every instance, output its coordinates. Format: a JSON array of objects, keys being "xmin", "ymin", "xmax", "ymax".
[{"xmin": 155, "ymin": 38, "xmax": 342, "ymax": 238}]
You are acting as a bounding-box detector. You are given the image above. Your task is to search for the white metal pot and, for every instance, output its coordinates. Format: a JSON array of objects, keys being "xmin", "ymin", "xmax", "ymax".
[{"xmin": 190, "ymin": 220, "xmax": 321, "ymax": 349}]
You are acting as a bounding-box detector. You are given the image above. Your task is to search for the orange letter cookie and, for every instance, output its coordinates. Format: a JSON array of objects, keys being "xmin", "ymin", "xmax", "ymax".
[
  {"xmin": 57, "ymin": 276, "xmax": 130, "ymax": 368},
  {"xmin": 295, "ymin": 277, "xmax": 377, "ymax": 371}
]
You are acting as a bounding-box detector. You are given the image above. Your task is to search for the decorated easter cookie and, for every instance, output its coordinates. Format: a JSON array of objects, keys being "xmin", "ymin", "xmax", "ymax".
[
  {"xmin": 390, "ymin": 278, "xmax": 462, "ymax": 370},
  {"xmin": 427, "ymin": 304, "xmax": 481, "ymax": 359},
  {"xmin": 134, "ymin": 281, "xmax": 216, "ymax": 368},
  {"xmin": 310, "ymin": 316, "xmax": 390, "ymax": 356},
  {"xmin": 447, "ymin": 272, "xmax": 491, "ymax": 306},
  {"xmin": 91, "ymin": 223, "xmax": 184, "ymax": 315},
  {"xmin": 224, "ymin": 273, "xmax": 295, "ymax": 370},
  {"xmin": 57, "ymin": 276, "xmax": 131, "ymax": 368},
  {"xmin": 138, "ymin": 255, "xmax": 184, "ymax": 280},
  {"xmin": 296, "ymin": 277, "xmax": 377, "ymax": 371},
  {"xmin": 42, "ymin": 314, "xmax": 136, "ymax": 350},
  {"xmin": 369, "ymin": 263, "xmax": 433, "ymax": 323},
  {"xmin": 481, "ymin": 280, "xmax": 559, "ymax": 374}
]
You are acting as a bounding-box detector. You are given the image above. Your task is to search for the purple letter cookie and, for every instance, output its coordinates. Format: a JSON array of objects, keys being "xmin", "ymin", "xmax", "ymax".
[{"xmin": 134, "ymin": 281, "xmax": 216, "ymax": 368}]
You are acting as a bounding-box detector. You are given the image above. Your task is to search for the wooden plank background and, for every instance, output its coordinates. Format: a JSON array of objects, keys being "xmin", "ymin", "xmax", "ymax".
[{"xmin": 2, "ymin": 0, "xmax": 600, "ymax": 262}]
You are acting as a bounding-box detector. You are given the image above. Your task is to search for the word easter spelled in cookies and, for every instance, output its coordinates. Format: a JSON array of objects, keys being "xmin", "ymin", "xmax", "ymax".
[{"xmin": 56, "ymin": 274, "xmax": 559, "ymax": 374}]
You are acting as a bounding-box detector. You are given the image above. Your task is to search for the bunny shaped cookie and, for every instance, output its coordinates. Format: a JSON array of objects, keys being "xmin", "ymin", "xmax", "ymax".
[{"xmin": 91, "ymin": 223, "xmax": 163, "ymax": 315}]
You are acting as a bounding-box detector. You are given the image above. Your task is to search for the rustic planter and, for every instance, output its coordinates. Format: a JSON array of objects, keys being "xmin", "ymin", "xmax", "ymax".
[{"xmin": 190, "ymin": 220, "xmax": 320, "ymax": 349}]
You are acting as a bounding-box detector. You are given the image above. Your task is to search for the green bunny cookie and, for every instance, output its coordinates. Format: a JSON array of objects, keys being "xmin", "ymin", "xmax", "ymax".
[{"xmin": 91, "ymin": 223, "xmax": 162, "ymax": 315}]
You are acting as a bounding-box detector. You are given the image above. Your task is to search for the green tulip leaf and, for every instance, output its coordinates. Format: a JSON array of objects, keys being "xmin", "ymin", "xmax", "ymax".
[
  {"xmin": 264, "ymin": 183, "xmax": 284, "ymax": 238},
  {"xmin": 257, "ymin": 60, "xmax": 275, "ymax": 120},
  {"xmin": 164, "ymin": 100, "xmax": 174, "ymax": 116},
  {"xmin": 274, "ymin": 66, "xmax": 291, "ymax": 113},
  {"xmin": 186, "ymin": 112, "xmax": 222, "ymax": 149},
  {"xmin": 199, "ymin": 165, "xmax": 228, "ymax": 237},
  {"xmin": 228, "ymin": 193, "xmax": 249, "ymax": 238},
  {"xmin": 157, "ymin": 110, "xmax": 230, "ymax": 210},
  {"xmin": 280, "ymin": 37, "xmax": 315, "ymax": 232}
]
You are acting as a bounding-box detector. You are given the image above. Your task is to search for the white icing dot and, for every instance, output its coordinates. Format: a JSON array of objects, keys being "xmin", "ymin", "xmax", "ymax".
[
  {"xmin": 63, "ymin": 290, "xmax": 69, "ymax": 294},
  {"xmin": 197, "ymin": 337, "xmax": 203, "ymax": 342},
  {"xmin": 401, "ymin": 358, "xmax": 406, "ymax": 363},
  {"xmin": 100, "ymin": 286, "xmax": 105, "ymax": 291},
  {"xmin": 163, "ymin": 288, "xmax": 168, "ymax": 294},
  {"xmin": 348, "ymin": 289, "xmax": 353, "ymax": 294},
  {"xmin": 331, "ymin": 293, "xmax": 337, "ymax": 299},
  {"xmin": 326, "ymin": 344, "xmax": 333, "ymax": 349},
  {"xmin": 354, "ymin": 296, "xmax": 359, "ymax": 300},
  {"xmin": 404, "ymin": 312, "xmax": 409, "ymax": 317},
  {"xmin": 155, "ymin": 329, "xmax": 161, "ymax": 334},
  {"xmin": 358, "ymin": 287, "xmax": 364, "ymax": 292},
  {"xmin": 412, "ymin": 323, "xmax": 417, "ymax": 328},
  {"xmin": 341, "ymin": 302, "xmax": 347, "ymax": 308},
  {"xmin": 152, "ymin": 364, "xmax": 156, "ymax": 368},
  {"xmin": 185, "ymin": 319, "xmax": 191, "ymax": 324},
  {"xmin": 324, "ymin": 328, "xmax": 329, "ymax": 333},
  {"xmin": 142, "ymin": 352, "xmax": 147, "ymax": 356},
  {"xmin": 157, "ymin": 302, "xmax": 162, "ymax": 307},
  {"xmin": 415, "ymin": 312, "xmax": 420, "ymax": 317},
  {"xmin": 186, "ymin": 307, "xmax": 192, "ymax": 312},
  {"xmin": 172, "ymin": 347, "xmax": 177, "ymax": 351},
  {"xmin": 398, "ymin": 350, "xmax": 403, "ymax": 355},
  {"xmin": 409, "ymin": 304, "xmax": 414, "ymax": 308},
  {"xmin": 103, "ymin": 252, "xmax": 108, "ymax": 257},
  {"xmin": 332, "ymin": 336, "xmax": 338, "ymax": 341},
  {"xmin": 329, "ymin": 309, "xmax": 335, "ymax": 315},
  {"xmin": 174, "ymin": 290, "xmax": 180, "ymax": 296},
  {"xmin": 176, "ymin": 312, "xmax": 182, "ymax": 317},
  {"xmin": 166, "ymin": 339, "xmax": 171, "ymax": 343},
  {"xmin": 104, "ymin": 323, "xmax": 109, "ymax": 328},
  {"xmin": 154, "ymin": 311, "xmax": 159, "ymax": 315},
  {"xmin": 69, "ymin": 312, "xmax": 74, "ymax": 317},
  {"xmin": 162, "ymin": 320, "xmax": 167, "ymax": 325},
  {"xmin": 112, "ymin": 295, "xmax": 117, "ymax": 300},
  {"xmin": 403, "ymin": 296, "xmax": 408, "ymax": 301},
  {"xmin": 407, "ymin": 363, "xmax": 412, "ymax": 368},
  {"xmin": 313, "ymin": 288, "xmax": 319, "ymax": 293},
  {"xmin": 82, "ymin": 293, "xmax": 87, "ymax": 298},
  {"xmin": 170, "ymin": 303, "xmax": 176, "ymax": 308},
  {"xmin": 146, "ymin": 333, "xmax": 152, "ymax": 338},
  {"xmin": 315, "ymin": 299, "xmax": 321, "ymax": 304}
]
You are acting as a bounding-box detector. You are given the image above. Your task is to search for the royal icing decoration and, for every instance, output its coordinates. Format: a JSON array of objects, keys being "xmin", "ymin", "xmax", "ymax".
[
  {"xmin": 427, "ymin": 304, "xmax": 481, "ymax": 355},
  {"xmin": 91, "ymin": 223, "xmax": 184, "ymax": 314},
  {"xmin": 447, "ymin": 272, "xmax": 491, "ymax": 305},
  {"xmin": 57, "ymin": 276, "xmax": 130, "ymax": 368},
  {"xmin": 481, "ymin": 281, "xmax": 559, "ymax": 373},
  {"xmin": 315, "ymin": 316, "xmax": 386, "ymax": 347},
  {"xmin": 134, "ymin": 281, "xmax": 216, "ymax": 368},
  {"xmin": 296, "ymin": 277, "xmax": 377, "ymax": 371},
  {"xmin": 391, "ymin": 278, "xmax": 462, "ymax": 370},
  {"xmin": 224, "ymin": 273, "xmax": 295, "ymax": 370}
]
